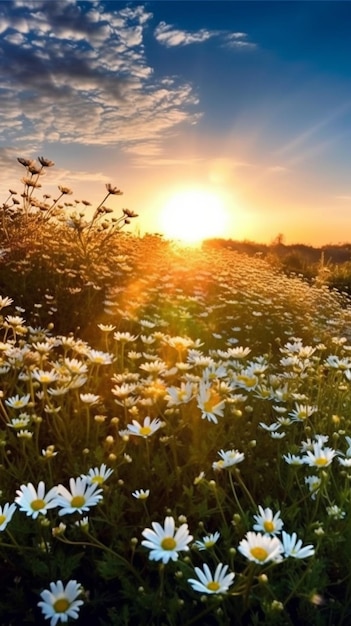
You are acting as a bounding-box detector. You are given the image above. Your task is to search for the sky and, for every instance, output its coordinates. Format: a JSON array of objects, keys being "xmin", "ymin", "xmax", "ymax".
[{"xmin": 1, "ymin": 0, "xmax": 351, "ymax": 245}]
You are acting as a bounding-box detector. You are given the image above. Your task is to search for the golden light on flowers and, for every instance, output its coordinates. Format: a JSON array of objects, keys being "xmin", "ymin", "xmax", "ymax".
[{"xmin": 159, "ymin": 188, "xmax": 230, "ymax": 244}]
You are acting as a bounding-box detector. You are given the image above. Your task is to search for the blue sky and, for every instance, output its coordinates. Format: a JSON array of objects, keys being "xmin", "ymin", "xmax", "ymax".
[{"xmin": 1, "ymin": 0, "xmax": 351, "ymax": 244}]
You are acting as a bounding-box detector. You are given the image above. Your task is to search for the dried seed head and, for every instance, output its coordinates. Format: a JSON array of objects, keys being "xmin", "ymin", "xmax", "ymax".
[
  {"xmin": 106, "ymin": 183, "xmax": 123, "ymax": 195},
  {"xmin": 38, "ymin": 156, "xmax": 55, "ymax": 167}
]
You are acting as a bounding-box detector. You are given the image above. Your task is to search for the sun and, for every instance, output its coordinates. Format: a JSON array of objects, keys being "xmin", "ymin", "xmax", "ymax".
[{"xmin": 159, "ymin": 188, "xmax": 229, "ymax": 244}]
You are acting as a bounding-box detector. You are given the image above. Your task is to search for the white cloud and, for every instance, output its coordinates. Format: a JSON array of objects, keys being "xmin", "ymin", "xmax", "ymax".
[
  {"xmin": 0, "ymin": 1, "xmax": 200, "ymax": 156},
  {"xmin": 154, "ymin": 21, "xmax": 215, "ymax": 47}
]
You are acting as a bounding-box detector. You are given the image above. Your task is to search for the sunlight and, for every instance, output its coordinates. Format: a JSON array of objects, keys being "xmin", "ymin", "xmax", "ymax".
[{"xmin": 159, "ymin": 188, "xmax": 229, "ymax": 244}]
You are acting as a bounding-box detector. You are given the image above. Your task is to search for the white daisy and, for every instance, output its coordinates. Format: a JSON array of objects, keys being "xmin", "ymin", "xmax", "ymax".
[
  {"xmin": 238, "ymin": 531, "xmax": 284, "ymax": 564},
  {"xmin": 141, "ymin": 516, "xmax": 192, "ymax": 564},
  {"xmin": 188, "ymin": 562, "xmax": 235, "ymax": 594},
  {"xmin": 15, "ymin": 482, "xmax": 59, "ymax": 519},
  {"xmin": 212, "ymin": 449, "xmax": 245, "ymax": 470},
  {"xmin": 38, "ymin": 579, "xmax": 84, "ymax": 625},
  {"xmin": 122, "ymin": 416, "xmax": 165, "ymax": 438},
  {"xmin": 0, "ymin": 502, "xmax": 17, "ymax": 531},
  {"xmin": 132, "ymin": 489, "xmax": 150, "ymax": 500},
  {"xmin": 194, "ymin": 531, "xmax": 220, "ymax": 550},
  {"xmin": 84, "ymin": 463, "xmax": 114, "ymax": 485},
  {"xmin": 281, "ymin": 531, "xmax": 315, "ymax": 559},
  {"xmin": 253, "ymin": 506, "xmax": 284, "ymax": 536},
  {"xmin": 57, "ymin": 477, "xmax": 103, "ymax": 516}
]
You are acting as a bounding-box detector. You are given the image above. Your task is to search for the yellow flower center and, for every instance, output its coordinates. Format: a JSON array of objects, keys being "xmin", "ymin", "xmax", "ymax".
[
  {"xmin": 91, "ymin": 475, "xmax": 104, "ymax": 484},
  {"xmin": 161, "ymin": 537, "xmax": 177, "ymax": 551},
  {"xmin": 315, "ymin": 457, "xmax": 328, "ymax": 466},
  {"xmin": 53, "ymin": 598, "xmax": 70, "ymax": 614},
  {"xmin": 250, "ymin": 546, "xmax": 268, "ymax": 562},
  {"xmin": 0, "ymin": 515, "xmax": 6, "ymax": 525},
  {"xmin": 263, "ymin": 521, "xmax": 275, "ymax": 533},
  {"xmin": 31, "ymin": 498, "xmax": 46, "ymax": 511},
  {"xmin": 71, "ymin": 495, "xmax": 86, "ymax": 508},
  {"xmin": 237, "ymin": 375, "xmax": 257, "ymax": 388},
  {"xmin": 207, "ymin": 581, "xmax": 220, "ymax": 591},
  {"xmin": 203, "ymin": 391, "xmax": 221, "ymax": 412},
  {"xmin": 140, "ymin": 426, "xmax": 152, "ymax": 436}
]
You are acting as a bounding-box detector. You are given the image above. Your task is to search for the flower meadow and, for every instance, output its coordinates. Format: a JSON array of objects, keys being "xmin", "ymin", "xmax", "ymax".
[{"xmin": 1, "ymin": 160, "xmax": 351, "ymax": 625}]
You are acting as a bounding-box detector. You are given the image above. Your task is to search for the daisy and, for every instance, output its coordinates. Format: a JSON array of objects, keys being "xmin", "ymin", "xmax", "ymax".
[
  {"xmin": 56, "ymin": 477, "xmax": 103, "ymax": 516},
  {"xmin": 5, "ymin": 393, "xmax": 31, "ymax": 410},
  {"xmin": 197, "ymin": 381, "xmax": 225, "ymax": 424},
  {"xmin": 84, "ymin": 464, "xmax": 114, "ymax": 485},
  {"xmin": 302, "ymin": 442, "xmax": 337, "ymax": 468},
  {"xmin": 283, "ymin": 453, "xmax": 304, "ymax": 466},
  {"xmin": 132, "ymin": 489, "xmax": 150, "ymax": 500},
  {"xmin": 166, "ymin": 381, "xmax": 194, "ymax": 406},
  {"xmin": 38, "ymin": 579, "xmax": 83, "ymax": 626},
  {"xmin": 194, "ymin": 531, "xmax": 220, "ymax": 550},
  {"xmin": 281, "ymin": 531, "xmax": 315, "ymax": 559},
  {"xmin": 122, "ymin": 416, "xmax": 165, "ymax": 438},
  {"xmin": 212, "ymin": 449, "xmax": 245, "ymax": 470},
  {"xmin": 141, "ymin": 516, "xmax": 192, "ymax": 564},
  {"xmin": 0, "ymin": 502, "xmax": 17, "ymax": 531},
  {"xmin": 253, "ymin": 506, "xmax": 284, "ymax": 536},
  {"xmin": 188, "ymin": 562, "xmax": 235, "ymax": 595},
  {"xmin": 238, "ymin": 532, "xmax": 284, "ymax": 564},
  {"xmin": 15, "ymin": 482, "xmax": 59, "ymax": 519},
  {"xmin": 305, "ymin": 475, "xmax": 322, "ymax": 499}
]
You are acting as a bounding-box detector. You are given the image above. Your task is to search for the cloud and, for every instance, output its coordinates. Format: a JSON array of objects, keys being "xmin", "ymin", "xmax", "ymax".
[
  {"xmin": 154, "ymin": 21, "xmax": 256, "ymax": 50},
  {"xmin": 154, "ymin": 21, "xmax": 215, "ymax": 47},
  {"xmin": 0, "ymin": 1, "xmax": 200, "ymax": 156}
]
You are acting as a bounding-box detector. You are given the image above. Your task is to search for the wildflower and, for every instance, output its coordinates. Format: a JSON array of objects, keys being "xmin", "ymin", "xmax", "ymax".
[
  {"xmin": 122, "ymin": 416, "xmax": 165, "ymax": 438},
  {"xmin": 141, "ymin": 515, "xmax": 192, "ymax": 564},
  {"xmin": 106, "ymin": 183, "xmax": 123, "ymax": 195},
  {"xmin": 212, "ymin": 449, "xmax": 245, "ymax": 470},
  {"xmin": 84, "ymin": 464, "xmax": 114, "ymax": 485},
  {"xmin": 197, "ymin": 381, "xmax": 225, "ymax": 424},
  {"xmin": 238, "ymin": 532, "xmax": 283, "ymax": 564},
  {"xmin": 132, "ymin": 489, "xmax": 150, "ymax": 500},
  {"xmin": 253, "ymin": 506, "xmax": 284, "ymax": 536},
  {"xmin": 8, "ymin": 414, "xmax": 31, "ymax": 429},
  {"xmin": 113, "ymin": 331, "xmax": 137, "ymax": 342},
  {"xmin": 326, "ymin": 505, "xmax": 346, "ymax": 519},
  {"xmin": 86, "ymin": 349, "xmax": 114, "ymax": 365},
  {"xmin": 166, "ymin": 381, "xmax": 194, "ymax": 406},
  {"xmin": 194, "ymin": 531, "xmax": 220, "ymax": 550},
  {"xmin": 188, "ymin": 562, "xmax": 235, "ymax": 594},
  {"xmin": 5, "ymin": 393, "xmax": 31, "ymax": 410},
  {"xmin": 305, "ymin": 475, "xmax": 322, "ymax": 499},
  {"xmin": 75, "ymin": 517, "xmax": 89, "ymax": 530},
  {"xmin": 56, "ymin": 477, "xmax": 103, "ymax": 516},
  {"xmin": 17, "ymin": 429, "xmax": 33, "ymax": 439},
  {"xmin": 58, "ymin": 185, "xmax": 73, "ymax": 195},
  {"xmin": 15, "ymin": 482, "xmax": 59, "ymax": 519},
  {"xmin": 38, "ymin": 579, "xmax": 83, "ymax": 625},
  {"xmin": 283, "ymin": 453, "xmax": 304, "ymax": 466},
  {"xmin": 302, "ymin": 442, "xmax": 337, "ymax": 468},
  {"xmin": 79, "ymin": 393, "xmax": 100, "ymax": 405},
  {"xmin": 0, "ymin": 502, "xmax": 16, "ymax": 531},
  {"xmin": 0, "ymin": 296, "xmax": 13, "ymax": 309},
  {"xmin": 281, "ymin": 531, "xmax": 315, "ymax": 559},
  {"xmin": 289, "ymin": 403, "xmax": 318, "ymax": 422}
]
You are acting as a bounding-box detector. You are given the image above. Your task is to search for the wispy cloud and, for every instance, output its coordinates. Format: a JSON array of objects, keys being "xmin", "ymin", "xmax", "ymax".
[
  {"xmin": 154, "ymin": 21, "xmax": 256, "ymax": 50},
  {"xmin": 0, "ymin": 1, "xmax": 200, "ymax": 157},
  {"xmin": 154, "ymin": 21, "xmax": 216, "ymax": 47}
]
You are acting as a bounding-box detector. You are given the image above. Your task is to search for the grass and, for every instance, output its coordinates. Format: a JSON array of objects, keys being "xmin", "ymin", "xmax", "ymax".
[{"xmin": 0, "ymin": 158, "xmax": 351, "ymax": 624}]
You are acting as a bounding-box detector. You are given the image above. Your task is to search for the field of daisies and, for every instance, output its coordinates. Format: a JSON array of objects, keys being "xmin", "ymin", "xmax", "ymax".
[{"xmin": 0, "ymin": 158, "xmax": 351, "ymax": 625}]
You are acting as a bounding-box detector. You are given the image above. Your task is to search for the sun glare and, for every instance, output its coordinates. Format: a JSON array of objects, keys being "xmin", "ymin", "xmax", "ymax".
[{"xmin": 159, "ymin": 189, "xmax": 229, "ymax": 244}]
